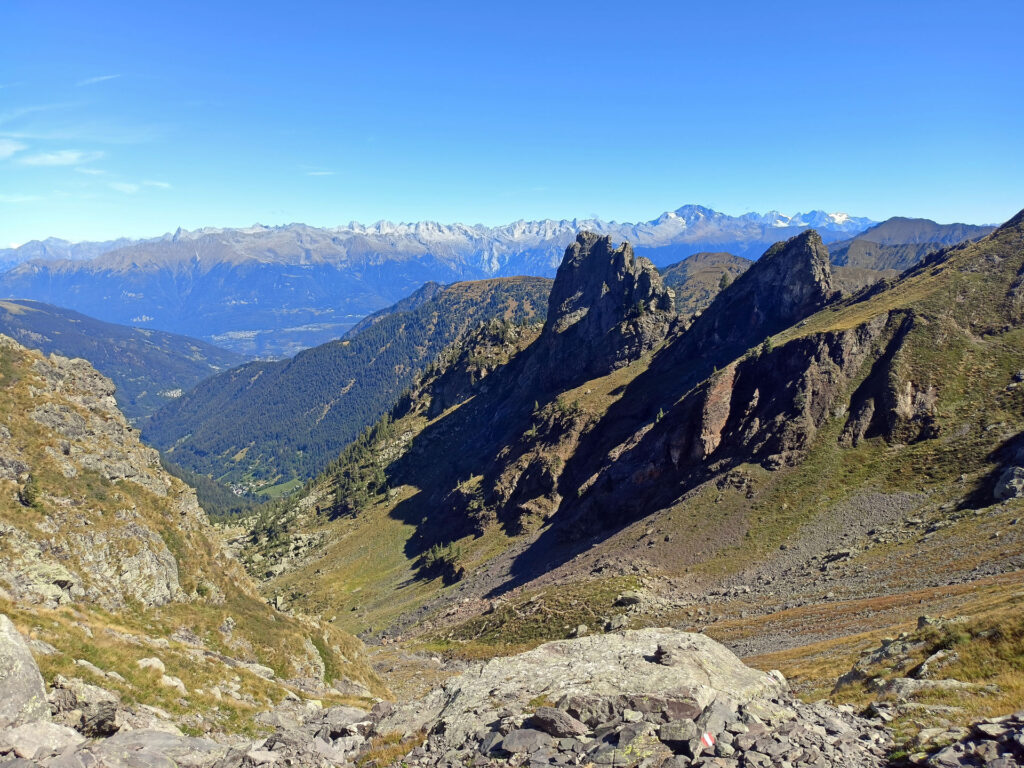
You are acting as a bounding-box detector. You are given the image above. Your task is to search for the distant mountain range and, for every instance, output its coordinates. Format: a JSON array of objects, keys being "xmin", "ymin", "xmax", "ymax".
[
  {"xmin": 0, "ymin": 206, "xmax": 875, "ymax": 356},
  {"xmin": 0, "ymin": 236, "xmax": 143, "ymax": 272},
  {"xmin": 136, "ymin": 214, "xmax": 993, "ymax": 496},
  {"xmin": 829, "ymin": 217, "xmax": 995, "ymax": 271},
  {"xmin": 0, "ymin": 299, "xmax": 245, "ymax": 422}
]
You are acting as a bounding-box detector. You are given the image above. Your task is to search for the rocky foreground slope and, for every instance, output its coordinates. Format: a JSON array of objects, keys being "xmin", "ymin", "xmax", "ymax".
[
  {"xmin": 7, "ymin": 616, "xmax": 1024, "ymax": 767},
  {"xmin": 2, "ymin": 621, "xmax": 899, "ymax": 767},
  {"xmin": 0, "ymin": 336, "xmax": 381, "ymax": 738}
]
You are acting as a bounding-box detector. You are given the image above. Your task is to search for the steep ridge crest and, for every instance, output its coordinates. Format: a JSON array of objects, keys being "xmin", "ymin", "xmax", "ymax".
[{"xmin": 539, "ymin": 233, "xmax": 675, "ymax": 387}]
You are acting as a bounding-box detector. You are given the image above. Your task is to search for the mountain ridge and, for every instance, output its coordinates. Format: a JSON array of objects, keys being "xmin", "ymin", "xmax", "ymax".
[
  {"xmin": 143, "ymin": 276, "xmax": 552, "ymax": 494},
  {"xmin": 829, "ymin": 217, "xmax": 995, "ymax": 271},
  {"xmin": 0, "ymin": 206, "xmax": 874, "ymax": 356},
  {"xmin": 0, "ymin": 299, "xmax": 246, "ymax": 422},
  {"xmin": 236, "ymin": 209, "xmax": 1024, "ymax": 681},
  {"xmin": 143, "ymin": 216, "xmax": 992, "ymax": 500}
]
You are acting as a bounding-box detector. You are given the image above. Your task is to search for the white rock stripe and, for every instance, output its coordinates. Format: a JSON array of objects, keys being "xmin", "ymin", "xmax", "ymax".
[{"xmin": 701, "ymin": 732, "xmax": 716, "ymax": 749}]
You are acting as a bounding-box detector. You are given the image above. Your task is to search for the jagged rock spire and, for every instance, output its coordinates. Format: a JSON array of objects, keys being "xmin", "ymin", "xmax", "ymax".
[
  {"xmin": 687, "ymin": 229, "xmax": 835, "ymax": 355},
  {"xmin": 538, "ymin": 233, "xmax": 674, "ymax": 387},
  {"xmin": 753, "ymin": 229, "xmax": 834, "ymax": 320},
  {"xmin": 545, "ymin": 233, "xmax": 674, "ymax": 336}
]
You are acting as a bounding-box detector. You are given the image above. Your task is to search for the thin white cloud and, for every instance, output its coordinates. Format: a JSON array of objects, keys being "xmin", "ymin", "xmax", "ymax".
[
  {"xmin": 0, "ymin": 139, "xmax": 27, "ymax": 159},
  {"xmin": 0, "ymin": 194, "xmax": 41, "ymax": 203},
  {"xmin": 2, "ymin": 123, "xmax": 161, "ymax": 144},
  {"xmin": 109, "ymin": 182, "xmax": 139, "ymax": 194},
  {"xmin": 0, "ymin": 103, "xmax": 76, "ymax": 128},
  {"xmin": 77, "ymin": 74, "xmax": 122, "ymax": 87},
  {"xmin": 75, "ymin": 167, "xmax": 107, "ymax": 175},
  {"xmin": 305, "ymin": 170, "xmax": 335, "ymax": 176},
  {"xmin": 19, "ymin": 149, "xmax": 104, "ymax": 166},
  {"xmin": 143, "ymin": 180, "xmax": 171, "ymax": 188}
]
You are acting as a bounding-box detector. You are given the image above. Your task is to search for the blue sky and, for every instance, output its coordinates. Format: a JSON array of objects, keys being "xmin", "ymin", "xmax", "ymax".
[{"xmin": 1, "ymin": 0, "xmax": 1022, "ymax": 245}]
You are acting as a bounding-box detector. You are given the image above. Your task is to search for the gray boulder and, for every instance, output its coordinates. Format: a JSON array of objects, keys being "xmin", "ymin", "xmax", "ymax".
[
  {"xmin": 527, "ymin": 706, "xmax": 589, "ymax": 738},
  {"xmin": 0, "ymin": 614, "xmax": 50, "ymax": 729},
  {"xmin": 0, "ymin": 720, "xmax": 84, "ymax": 759},
  {"xmin": 500, "ymin": 728, "xmax": 553, "ymax": 754},
  {"xmin": 377, "ymin": 629, "xmax": 784, "ymax": 750},
  {"xmin": 994, "ymin": 466, "xmax": 1024, "ymax": 501},
  {"xmin": 375, "ymin": 628, "xmax": 891, "ymax": 768},
  {"xmin": 49, "ymin": 675, "xmax": 120, "ymax": 736},
  {"xmin": 910, "ymin": 710, "xmax": 1024, "ymax": 767},
  {"xmin": 90, "ymin": 729, "xmax": 228, "ymax": 767},
  {"xmin": 870, "ymin": 676, "xmax": 976, "ymax": 698}
]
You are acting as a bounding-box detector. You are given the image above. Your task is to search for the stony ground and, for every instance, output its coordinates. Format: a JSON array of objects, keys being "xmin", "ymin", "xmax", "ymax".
[
  {"xmin": 2, "ymin": 617, "xmax": 902, "ymax": 768},
  {"xmin": 374, "ymin": 628, "xmax": 892, "ymax": 768}
]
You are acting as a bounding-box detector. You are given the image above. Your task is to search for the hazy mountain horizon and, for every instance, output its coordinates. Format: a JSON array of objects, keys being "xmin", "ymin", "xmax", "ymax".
[{"xmin": 1, "ymin": 204, "xmax": 875, "ymax": 266}]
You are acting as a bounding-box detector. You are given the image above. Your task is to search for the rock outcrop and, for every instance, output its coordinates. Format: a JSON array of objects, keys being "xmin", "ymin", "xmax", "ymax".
[
  {"xmin": 0, "ymin": 615, "xmax": 50, "ymax": 729},
  {"xmin": 376, "ymin": 629, "xmax": 891, "ymax": 767},
  {"xmin": 681, "ymin": 229, "xmax": 835, "ymax": 360},
  {"xmin": 0, "ymin": 335, "xmax": 235, "ymax": 610},
  {"xmin": 540, "ymin": 233, "xmax": 674, "ymax": 387},
  {"xmin": 1, "ymin": 336, "xmax": 381, "ymax": 722},
  {"xmin": 994, "ymin": 466, "xmax": 1024, "ymax": 501},
  {"xmin": 908, "ymin": 712, "xmax": 1024, "ymax": 767}
]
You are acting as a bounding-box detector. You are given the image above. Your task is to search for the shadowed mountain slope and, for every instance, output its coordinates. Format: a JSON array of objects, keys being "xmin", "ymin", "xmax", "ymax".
[
  {"xmin": 143, "ymin": 276, "xmax": 552, "ymax": 490},
  {"xmin": 227, "ymin": 212, "xmax": 1024, "ymax": 680}
]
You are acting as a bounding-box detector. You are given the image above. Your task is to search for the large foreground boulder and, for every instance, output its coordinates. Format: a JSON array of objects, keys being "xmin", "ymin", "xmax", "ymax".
[
  {"xmin": 378, "ymin": 628, "xmax": 891, "ymax": 767},
  {"xmin": 379, "ymin": 629, "xmax": 782, "ymax": 745},
  {"xmin": 0, "ymin": 614, "xmax": 49, "ymax": 729}
]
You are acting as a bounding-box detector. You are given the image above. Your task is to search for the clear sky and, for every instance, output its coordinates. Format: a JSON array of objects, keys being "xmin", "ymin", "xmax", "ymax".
[{"xmin": 1, "ymin": 0, "xmax": 1022, "ymax": 245}]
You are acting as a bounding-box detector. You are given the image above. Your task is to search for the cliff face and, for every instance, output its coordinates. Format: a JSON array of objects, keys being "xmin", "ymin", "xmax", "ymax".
[
  {"xmin": 0, "ymin": 336, "xmax": 233, "ymax": 609},
  {"xmin": 0, "ymin": 335, "xmax": 383, "ymax": 736},
  {"xmin": 539, "ymin": 230, "xmax": 846, "ymax": 531},
  {"xmin": 376, "ymin": 234, "xmax": 679, "ymax": 536},
  {"xmin": 570, "ymin": 313, "xmax": 906, "ymax": 527},
  {"xmin": 680, "ymin": 229, "xmax": 835, "ymax": 359},
  {"xmin": 541, "ymin": 233, "xmax": 674, "ymax": 386}
]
